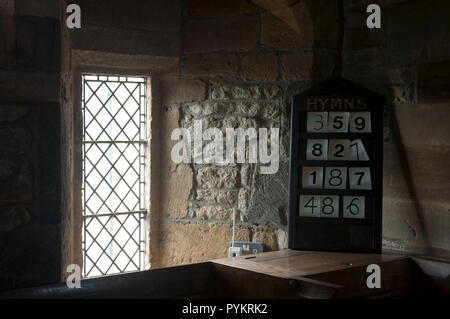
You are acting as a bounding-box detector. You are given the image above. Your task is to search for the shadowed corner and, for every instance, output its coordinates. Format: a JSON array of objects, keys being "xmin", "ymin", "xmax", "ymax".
[
  {"xmin": 251, "ymin": 0, "xmax": 304, "ymax": 35},
  {"xmin": 390, "ymin": 107, "xmax": 432, "ymax": 256}
]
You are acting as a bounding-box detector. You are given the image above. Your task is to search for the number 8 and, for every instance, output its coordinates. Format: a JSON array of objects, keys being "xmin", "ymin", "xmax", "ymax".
[
  {"xmin": 322, "ymin": 197, "xmax": 334, "ymax": 215},
  {"xmin": 329, "ymin": 169, "xmax": 342, "ymax": 186}
]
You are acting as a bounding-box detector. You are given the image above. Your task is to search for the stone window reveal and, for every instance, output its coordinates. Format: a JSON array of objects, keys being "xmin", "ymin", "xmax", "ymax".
[{"xmin": 81, "ymin": 74, "xmax": 148, "ymax": 277}]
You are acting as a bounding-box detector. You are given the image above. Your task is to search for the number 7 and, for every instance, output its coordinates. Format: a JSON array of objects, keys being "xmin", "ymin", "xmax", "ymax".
[{"xmin": 355, "ymin": 171, "xmax": 365, "ymax": 185}]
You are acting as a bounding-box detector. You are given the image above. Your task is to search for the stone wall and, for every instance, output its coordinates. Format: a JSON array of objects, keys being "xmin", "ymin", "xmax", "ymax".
[
  {"xmin": 342, "ymin": 0, "xmax": 450, "ymax": 258},
  {"xmin": 1, "ymin": 0, "xmax": 449, "ymax": 291},
  {"xmin": 156, "ymin": 0, "xmax": 338, "ymax": 266},
  {"xmin": 0, "ymin": 0, "xmax": 62, "ymax": 290}
]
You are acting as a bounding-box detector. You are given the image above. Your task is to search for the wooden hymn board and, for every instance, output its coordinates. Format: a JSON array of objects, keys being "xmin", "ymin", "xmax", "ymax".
[{"xmin": 288, "ymin": 78, "xmax": 384, "ymax": 253}]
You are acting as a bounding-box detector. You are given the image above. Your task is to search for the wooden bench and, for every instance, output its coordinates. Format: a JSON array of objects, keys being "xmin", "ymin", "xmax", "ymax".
[{"xmin": 1, "ymin": 250, "xmax": 448, "ymax": 299}]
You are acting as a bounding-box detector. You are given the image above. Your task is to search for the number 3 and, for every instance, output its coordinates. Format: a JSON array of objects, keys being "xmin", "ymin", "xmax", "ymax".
[{"xmin": 307, "ymin": 112, "xmax": 328, "ymax": 132}]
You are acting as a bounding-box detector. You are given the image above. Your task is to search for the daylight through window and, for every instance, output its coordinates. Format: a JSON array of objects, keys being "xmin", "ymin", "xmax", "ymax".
[{"xmin": 81, "ymin": 74, "xmax": 147, "ymax": 278}]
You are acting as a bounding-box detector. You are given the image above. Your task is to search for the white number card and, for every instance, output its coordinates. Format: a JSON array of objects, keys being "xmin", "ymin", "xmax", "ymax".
[
  {"xmin": 328, "ymin": 139, "xmax": 350, "ymax": 160},
  {"xmin": 328, "ymin": 112, "xmax": 349, "ymax": 133},
  {"xmin": 343, "ymin": 196, "xmax": 365, "ymax": 219},
  {"xmin": 307, "ymin": 112, "xmax": 328, "ymax": 132},
  {"xmin": 349, "ymin": 139, "xmax": 370, "ymax": 161},
  {"xmin": 350, "ymin": 112, "xmax": 371, "ymax": 133},
  {"xmin": 320, "ymin": 196, "xmax": 339, "ymax": 218},
  {"xmin": 349, "ymin": 167, "xmax": 372, "ymax": 190},
  {"xmin": 302, "ymin": 167, "xmax": 323, "ymax": 189},
  {"xmin": 324, "ymin": 167, "xmax": 347, "ymax": 189},
  {"xmin": 306, "ymin": 139, "xmax": 328, "ymax": 160},
  {"xmin": 299, "ymin": 195, "xmax": 321, "ymax": 217}
]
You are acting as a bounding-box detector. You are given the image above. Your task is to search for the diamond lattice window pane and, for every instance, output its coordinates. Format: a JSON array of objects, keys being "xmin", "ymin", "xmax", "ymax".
[{"xmin": 82, "ymin": 74, "xmax": 147, "ymax": 278}]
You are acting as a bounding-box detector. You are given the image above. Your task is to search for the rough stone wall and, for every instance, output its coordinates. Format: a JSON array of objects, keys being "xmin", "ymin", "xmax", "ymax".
[
  {"xmin": 0, "ymin": 0, "xmax": 62, "ymax": 290},
  {"xmin": 157, "ymin": 0, "xmax": 338, "ymax": 266},
  {"xmin": 2, "ymin": 0, "xmax": 448, "ymax": 291},
  {"xmin": 342, "ymin": 0, "xmax": 450, "ymax": 258}
]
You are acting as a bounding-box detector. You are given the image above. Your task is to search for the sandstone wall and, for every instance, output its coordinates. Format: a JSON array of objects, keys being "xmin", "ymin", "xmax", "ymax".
[
  {"xmin": 1, "ymin": 0, "xmax": 449, "ymax": 291},
  {"xmin": 0, "ymin": 0, "xmax": 62, "ymax": 290},
  {"xmin": 155, "ymin": 0, "xmax": 338, "ymax": 267},
  {"xmin": 342, "ymin": 0, "xmax": 450, "ymax": 258}
]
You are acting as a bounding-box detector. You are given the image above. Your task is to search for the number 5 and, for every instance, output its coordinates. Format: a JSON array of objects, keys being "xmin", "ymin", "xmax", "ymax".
[{"xmin": 328, "ymin": 112, "xmax": 349, "ymax": 133}]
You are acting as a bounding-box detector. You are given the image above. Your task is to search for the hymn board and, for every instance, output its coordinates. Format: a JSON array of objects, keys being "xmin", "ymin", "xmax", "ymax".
[{"xmin": 288, "ymin": 78, "xmax": 384, "ymax": 253}]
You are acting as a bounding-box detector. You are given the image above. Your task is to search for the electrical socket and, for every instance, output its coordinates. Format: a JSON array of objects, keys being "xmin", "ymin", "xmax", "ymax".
[
  {"xmin": 228, "ymin": 246, "xmax": 243, "ymax": 258},
  {"xmin": 229, "ymin": 241, "xmax": 263, "ymax": 255}
]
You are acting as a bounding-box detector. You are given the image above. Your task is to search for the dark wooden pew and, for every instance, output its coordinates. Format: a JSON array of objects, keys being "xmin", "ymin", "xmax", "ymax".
[{"xmin": 1, "ymin": 250, "xmax": 448, "ymax": 299}]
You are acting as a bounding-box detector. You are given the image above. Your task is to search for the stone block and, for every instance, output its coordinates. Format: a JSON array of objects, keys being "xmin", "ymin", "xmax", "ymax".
[
  {"xmin": 258, "ymin": 101, "xmax": 281, "ymax": 120},
  {"xmin": 0, "ymin": 206, "xmax": 31, "ymax": 232},
  {"xmin": 0, "ymin": 224, "xmax": 61, "ymax": 289},
  {"xmin": 183, "ymin": 54, "xmax": 239, "ymax": 79},
  {"xmin": 343, "ymin": 47, "xmax": 385, "ymax": 66},
  {"xmin": 277, "ymin": 228, "xmax": 288, "ymax": 250},
  {"xmin": 238, "ymin": 188, "xmax": 249, "ymax": 211},
  {"xmin": 0, "ymin": 70, "xmax": 60, "ymax": 103},
  {"xmin": 71, "ymin": 26, "xmax": 179, "ymax": 57},
  {"xmin": 261, "ymin": 0, "xmax": 338, "ymax": 50},
  {"xmin": 75, "ymin": 0, "xmax": 181, "ymax": 32},
  {"xmin": 382, "ymin": 197, "xmax": 449, "ymax": 257},
  {"xmin": 161, "ymin": 108, "xmax": 194, "ymax": 219},
  {"xmin": 247, "ymin": 161, "xmax": 289, "ymax": 225},
  {"xmin": 196, "ymin": 167, "xmax": 239, "ymax": 189},
  {"xmin": 252, "ymin": 227, "xmax": 279, "ymax": 251},
  {"xmin": 188, "ymin": 101, "xmax": 236, "ymax": 117},
  {"xmin": 196, "ymin": 189, "xmax": 216, "ymax": 202},
  {"xmin": 386, "ymin": 0, "xmax": 450, "ymax": 64},
  {"xmin": 240, "ymin": 164, "xmax": 252, "ymax": 186},
  {"xmin": 184, "ymin": 16, "xmax": 259, "ymax": 53},
  {"xmin": 188, "ymin": 0, "xmax": 257, "ymax": 16},
  {"xmin": 159, "ymin": 222, "xmax": 250, "ymax": 267},
  {"xmin": 418, "ymin": 60, "xmax": 450, "ymax": 102},
  {"xmin": 72, "ymin": 50, "xmax": 179, "ymax": 73},
  {"xmin": 231, "ymin": 85, "xmax": 262, "ymax": 100},
  {"xmin": 161, "ymin": 77, "xmax": 206, "ymax": 106},
  {"xmin": 262, "ymin": 85, "xmax": 282, "ymax": 99},
  {"xmin": 217, "ymin": 190, "xmax": 238, "ymax": 204},
  {"xmin": 344, "ymin": 28, "xmax": 384, "ymax": 49},
  {"xmin": 0, "ymin": 105, "xmax": 29, "ymax": 123},
  {"xmin": 14, "ymin": 0, "xmax": 59, "ymax": 19},
  {"xmin": 281, "ymin": 52, "xmax": 314, "ymax": 80},
  {"xmin": 195, "ymin": 205, "xmax": 234, "ymax": 220},
  {"xmin": 15, "ymin": 16, "xmax": 60, "ymax": 74},
  {"xmin": 241, "ymin": 53, "xmax": 279, "ymax": 82}
]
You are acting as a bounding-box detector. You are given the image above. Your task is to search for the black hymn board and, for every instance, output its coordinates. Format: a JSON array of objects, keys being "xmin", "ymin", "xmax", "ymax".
[{"xmin": 288, "ymin": 78, "xmax": 384, "ymax": 253}]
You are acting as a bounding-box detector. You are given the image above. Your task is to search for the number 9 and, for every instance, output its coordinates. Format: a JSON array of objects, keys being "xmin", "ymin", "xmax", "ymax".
[{"xmin": 354, "ymin": 117, "xmax": 365, "ymax": 131}]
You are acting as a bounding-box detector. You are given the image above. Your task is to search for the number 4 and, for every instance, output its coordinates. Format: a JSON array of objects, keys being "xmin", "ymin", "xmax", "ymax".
[{"xmin": 299, "ymin": 196, "xmax": 321, "ymax": 217}]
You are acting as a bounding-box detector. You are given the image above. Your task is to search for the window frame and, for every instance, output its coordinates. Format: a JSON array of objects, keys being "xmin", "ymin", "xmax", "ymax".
[
  {"xmin": 80, "ymin": 74, "xmax": 148, "ymax": 277},
  {"xmin": 70, "ymin": 67, "xmax": 158, "ymax": 278}
]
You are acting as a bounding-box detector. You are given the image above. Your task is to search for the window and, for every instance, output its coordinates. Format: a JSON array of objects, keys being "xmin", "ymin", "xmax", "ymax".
[{"xmin": 81, "ymin": 74, "xmax": 148, "ymax": 277}]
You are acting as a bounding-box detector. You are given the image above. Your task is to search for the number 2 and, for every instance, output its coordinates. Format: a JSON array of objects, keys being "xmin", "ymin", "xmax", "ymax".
[{"xmin": 329, "ymin": 139, "xmax": 350, "ymax": 161}]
